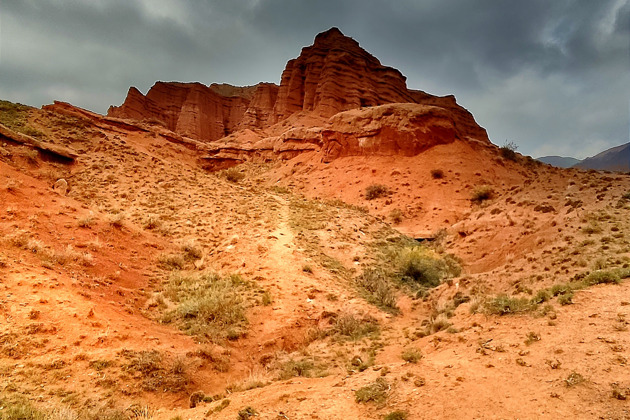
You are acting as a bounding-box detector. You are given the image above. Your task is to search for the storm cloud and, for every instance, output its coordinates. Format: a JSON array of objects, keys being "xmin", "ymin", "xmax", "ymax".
[{"xmin": 1, "ymin": 0, "xmax": 628, "ymax": 159}]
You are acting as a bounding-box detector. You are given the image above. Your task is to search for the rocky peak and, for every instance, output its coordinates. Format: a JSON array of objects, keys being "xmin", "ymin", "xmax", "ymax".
[
  {"xmin": 311, "ymin": 27, "xmax": 360, "ymax": 50},
  {"xmin": 108, "ymin": 27, "xmax": 488, "ymax": 151}
]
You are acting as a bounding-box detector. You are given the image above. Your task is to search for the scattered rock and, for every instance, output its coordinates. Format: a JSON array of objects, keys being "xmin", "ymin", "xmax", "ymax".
[{"xmin": 53, "ymin": 178, "xmax": 68, "ymax": 195}]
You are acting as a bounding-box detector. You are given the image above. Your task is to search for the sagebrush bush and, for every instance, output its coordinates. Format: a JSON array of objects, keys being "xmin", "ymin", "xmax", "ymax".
[
  {"xmin": 181, "ymin": 240, "xmax": 203, "ymax": 261},
  {"xmin": 531, "ymin": 289, "xmax": 551, "ymax": 304},
  {"xmin": 401, "ymin": 348, "xmax": 423, "ymax": 363},
  {"xmin": 121, "ymin": 349, "xmax": 189, "ymax": 392},
  {"xmin": 585, "ymin": 270, "xmax": 621, "ymax": 285},
  {"xmin": 500, "ymin": 141, "xmax": 518, "ymax": 161},
  {"xmin": 224, "ymin": 167, "xmax": 245, "ymax": 183},
  {"xmin": 237, "ymin": 407, "xmax": 258, "ymax": 420},
  {"xmin": 428, "ymin": 313, "xmax": 452, "ymax": 333},
  {"xmin": 161, "ymin": 272, "xmax": 249, "ymax": 341},
  {"xmin": 565, "ymin": 372, "xmax": 585, "ymax": 387},
  {"xmin": 331, "ymin": 312, "xmax": 379, "ymax": 340},
  {"xmin": 557, "ymin": 292, "xmax": 574, "ymax": 305},
  {"xmin": 430, "ymin": 169, "xmax": 444, "ymax": 179},
  {"xmin": 356, "ymin": 268, "xmax": 398, "ymax": 313},
  {"xmin": 389, "ymin": 208, "xmax": 403, "ymax": 224},
  {"xmin": 275, "ymin": 358, "xmax": 316, "ymax": 380},
  {"xmin": 471, "ymin": 185, "xmax": 494, "ymax": 203},
  {"xmin": 365, "ymin": 184, "xmax": 390, "ymax": 200},
  {"xmin": 77, "ymin": 214, "xmax": 94, "ymax": 228},
  {"xmin": 143, "ymin": 215, "xmax": 161, "ymax": 230},
  {"xmin": 484, "ymin": 295, "xmax": 534, "ymax": 315},
  {"xmin": 0, "ymin": 399, "xmax": 45, "ymax": 420},
  {"xmin": 107, "ymin": 212, "xmax": 125, "ymax": 228},
  {"xmin": 158, "ymin": 253, "xmax": 186, "ymax": 270},
  {"xmin": 355, "ymin": 377, "xmax": 389, "ymax": 404},
  {"xmin": 384, "ymin": 411, "xmax": 408, "ymax": 420},
  {"xmin": 397, "ymin": 247, "xmax": 459, "ymax": 288}
]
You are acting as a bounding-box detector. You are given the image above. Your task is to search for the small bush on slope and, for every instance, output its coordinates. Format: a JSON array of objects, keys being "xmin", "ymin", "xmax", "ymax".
[
  {"xmin": 365, "ymin": 184, "xmax": 390, "ymax": 200},
  {"xmin": 160, "ymin": 272, "xmax": 250, "ymax": 342}
]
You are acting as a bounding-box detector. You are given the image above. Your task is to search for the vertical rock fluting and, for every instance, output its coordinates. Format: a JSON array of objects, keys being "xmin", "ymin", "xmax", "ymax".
[
  {"xmin": 108, "ymin": 82, "xmax": 255, "ymax": 141},
  {"xmin": 271, "ymin": 27, "xmax": 418, "ymax": 122},
  {"xmin": 108, "ymin": 27, "xmax": 488, "ymax": 147}
]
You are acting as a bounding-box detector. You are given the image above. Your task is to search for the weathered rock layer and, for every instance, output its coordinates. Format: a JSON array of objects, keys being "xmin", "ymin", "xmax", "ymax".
[{"xmin": 108, "ymin": 27, "xmax": 490, "ymax": 166}]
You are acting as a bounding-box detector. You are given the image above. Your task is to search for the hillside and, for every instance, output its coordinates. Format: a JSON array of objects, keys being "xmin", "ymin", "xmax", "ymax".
[
  {"xmin": 575, "ymin": 142, "xmax": 630, "ymax": 172},
  {"xmin": 1, "ymin": 28, "xmax": 630, "ymax": 420}
]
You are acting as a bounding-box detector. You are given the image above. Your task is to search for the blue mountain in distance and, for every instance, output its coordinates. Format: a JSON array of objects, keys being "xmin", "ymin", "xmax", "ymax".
[
  {"xmin": 536, "ymin": 155, "xmax": 582, "ymax": 168},
  {"xmin": 537, "ymin": 142, "xmax": 629, "ymax": 172},
  {"xmin": 574, "ymin": 142, "xmax": 629, "ymax": 172}
]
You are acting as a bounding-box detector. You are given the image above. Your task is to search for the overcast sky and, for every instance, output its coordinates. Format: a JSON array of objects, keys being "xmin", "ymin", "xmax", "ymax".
[{"xmin": 1, "ymin": 0, "xmax": 628, "ymax": 159}]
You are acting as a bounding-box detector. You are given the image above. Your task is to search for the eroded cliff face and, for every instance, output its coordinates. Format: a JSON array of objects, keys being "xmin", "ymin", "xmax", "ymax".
[
  {"xmin": 201, "ymin": 103, "xmax": 490, "ymax": 169},
  {"xmin": 271, "ymin": 27, "xmax": 417, "ymax": 121},
  {"xmin": 108, "ymin": 27, "xmax": 490, "ymax": 165},
  {"xmin": 108, "ymin": 82, "xmax": 257, "ymax": 141}
]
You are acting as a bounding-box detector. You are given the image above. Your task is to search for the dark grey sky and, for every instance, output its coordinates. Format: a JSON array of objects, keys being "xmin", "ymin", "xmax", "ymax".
[{"xmin": 1, "ymin": 0, "xmax": 628, "ymax": 159}]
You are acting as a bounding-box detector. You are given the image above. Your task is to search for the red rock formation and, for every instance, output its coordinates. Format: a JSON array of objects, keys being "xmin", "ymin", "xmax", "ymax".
[
  {"xmin": 108, "ymin": 82, "xmax": 258, "ymax": 142},
  {"xmin": 237, "ymin": 83, "xmax": 280, "ymax": 130},
  {"xmin": 109, "ymin": 27, "xmax": 490, "ymax": 164},
  {"xmin": 202, "ymin": 103, "xmax": 491, "ymax": 167},
  {"xmin": 272, "ymin": 27, "xmax": 418, "ymax": 121}
]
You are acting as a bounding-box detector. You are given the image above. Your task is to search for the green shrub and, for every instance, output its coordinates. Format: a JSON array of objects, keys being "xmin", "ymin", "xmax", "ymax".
[
  {"xmin": 389, "ymin": 208, "xmax": 403, "ymax": 224},
  {"xmin": 531, "ymin": 289, "xmax": 551, "ymax": 304},
  {"xmin": 0, "ymin": 100, "xmax": 31, "ymax": 124},
  {"xmin": 0, "ymin": 399, "xmax": 45, "ymax": 420},
  {"xmin": 224, "ymin": 167, "xmax": 245, "ymax": 183},
  {"xmin": 557, "ymin": 292, "xmax": 574, "ymax": 305},
  {"xmin": 384, "ymin": 411, "xmax": 408, "ymax": 420},
  {"xmin": 550, "ymin": 282, "xmax": 577, "ymax": 296},
  {"xmin": 500, "ymin": 141, "xmax": 518, "ymax": 161},
  {"xmin": 585, "ymin": 270, "xmax": 621, "ymax": 285},
  {"xmin": 276, "ymin": 358, "xmax": 316, "ymax": 380},
  {"xmin": 397, "ymin": 247, "xmax": 451, "ymax": 288},
  {"xmin": 401, "ymin": 348, "xmax": 423, "ymax": 363},
  {"xmin": 365, "ymin": 184, "xmax": 390, "ymax": 200},
  {"xmin": 158, "ymin": 253, "xmax": 186, "ymax": 270},
  {"xmin": 356, "ymin": 268, "xmax": 398, "ymax": 313},
  {"xmin": 484, "ymin": 295, "xmax": 534, "ymax": 315},
  {"xmin": 430, "ymin": 169, "xmax": 444, "ymax": 179},
  {"xmin": 471, "ymin": 185, "xmax": 495, "ymax": 203},
  {"xmin": 355, "ymin": 378, "xmax": 389, "ymax": 404},
  {"xmin": 331, "ymin": 312, "xmax": 379, "ymax": 340},
  {"xmin": 237, "ymin": 406, "xmax": 258, "ymax": 419},
  {"xmin": 565, "ymin": 372, "xmax": 585, "ymax": 387},
  {"xmin": 162, "ymin": 272, "xmax": 248, "ymax": 341}
]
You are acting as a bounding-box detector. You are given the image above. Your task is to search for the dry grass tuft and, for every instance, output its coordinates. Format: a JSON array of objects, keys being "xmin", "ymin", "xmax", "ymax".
[{"xmin": 365, "ymin": 184, "xmax": 390, "ymax": 200}]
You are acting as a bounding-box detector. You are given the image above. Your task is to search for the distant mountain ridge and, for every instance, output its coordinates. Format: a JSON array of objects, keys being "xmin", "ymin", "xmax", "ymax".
[
  {"xmin": 574, "ymin": 142, "xmax": 629, "ymax": 172},
  {"xmin": 536, "ymin": 155, "xmax": 582, "ymax": 168},
  {"xmin": 537, "ymin": 142, "xmax": 629, "ymax": 172}
]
